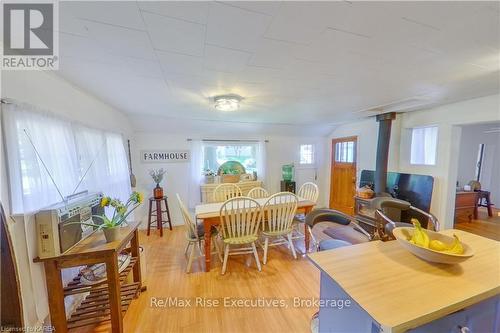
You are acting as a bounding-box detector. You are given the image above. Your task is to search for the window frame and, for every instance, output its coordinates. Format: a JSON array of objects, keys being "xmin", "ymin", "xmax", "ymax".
[
  {"xmin": 299, "ymin": 143, "xmax": 316, "ymax": 166},
  {"xmin": 201, "ymin": 140, "xmax": 259, "ymax": 174}
]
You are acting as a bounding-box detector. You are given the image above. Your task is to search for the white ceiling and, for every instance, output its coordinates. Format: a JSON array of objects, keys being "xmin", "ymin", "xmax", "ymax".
[{"xmin": 56, "ymin": 1, "xmax": 500, "ymax": 127}]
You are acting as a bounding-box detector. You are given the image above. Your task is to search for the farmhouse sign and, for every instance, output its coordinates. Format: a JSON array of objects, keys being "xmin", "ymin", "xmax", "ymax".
[{"xmin": 141, "ymin": 150, "xmax": 190, "ymax": 163}]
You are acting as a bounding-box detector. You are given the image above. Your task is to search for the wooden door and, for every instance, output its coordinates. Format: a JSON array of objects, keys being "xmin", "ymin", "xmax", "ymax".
[{"xmin": 329, "ymin": 137, "xmax": 357, "ymax": 216}]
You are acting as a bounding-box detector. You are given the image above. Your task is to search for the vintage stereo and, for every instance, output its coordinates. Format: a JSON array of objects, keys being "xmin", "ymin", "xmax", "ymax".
[{"xmin": 35, "ymin": 192, "xmax": 104, "ymax": 259}]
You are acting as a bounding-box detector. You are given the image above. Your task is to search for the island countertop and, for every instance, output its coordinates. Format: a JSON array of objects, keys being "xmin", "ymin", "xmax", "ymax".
[{"xmin": 308, "ymin": 229, "xmax": 500, "ymax": 333}]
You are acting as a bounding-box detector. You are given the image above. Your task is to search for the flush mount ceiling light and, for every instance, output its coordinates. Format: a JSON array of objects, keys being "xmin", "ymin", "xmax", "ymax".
[{"xmin": 213, "ymin": 94, "xmax": 242, "ymax": 112}]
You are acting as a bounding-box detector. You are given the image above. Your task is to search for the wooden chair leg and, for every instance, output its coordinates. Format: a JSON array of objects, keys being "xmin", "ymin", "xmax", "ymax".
[
  {"xmin": 147, "ymin": 200, "xmax": 153, "ymax": 236},
  {"xmin": 263, "ymin": 237, "xmax": 269, "ymax": 264},
  {"xmin": 222, "ymin": 244, "xmax": 230, "ymax": 275},
  {"xmin": 308, "ymin": 225, "xmax": 317, "ymax": 249},
  {"xmin": 213, "ymin": 236, "xmax": 223, "ymax": 262},
  {"xmin": 287, "ymin": 234, "xmax": 297, "ymax": 259},
  {"xmin": 184, "ymin": 242, "xmax": 191, "ymax": 256},
  {"xmin": 186, "ymin": 242, "xmax": 196, "ymax": 273},
  {"xmin": 164, "ymin": 198, "xmax": 173, "ymax": 230},
  {"xmin": 252, "ymin": 242, "xmax": 262, "ymax": 272},
  {"xmin": 155, "ymin": 200, "xmax": 163, "ymax": 237},
  {"xmin": 197, "ymin": 240, "xmax": 203, "ymax": 256}
]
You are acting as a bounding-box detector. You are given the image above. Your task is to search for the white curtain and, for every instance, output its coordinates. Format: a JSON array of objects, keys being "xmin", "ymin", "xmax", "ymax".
[
  {"xmin": 74, "ymin": 124, "xmax": 108, "ymax": 195},
  {"xmin": 2, "ymin": 102, "xmax": 131, "ymax": 214},
  {"xmin": 3, "ymin": 103, "xmax": 80, "ymax": 213},
  {"xmin": 257, "ymin": 140, "xmax": 267, "ymax": 186},
  {"xmin": 188, "ymin": 139, "xmax": 203, "ymax": 209},
  {"xmin": 104, "ymin": 132, "xmax": 132, "ymax": 202}
]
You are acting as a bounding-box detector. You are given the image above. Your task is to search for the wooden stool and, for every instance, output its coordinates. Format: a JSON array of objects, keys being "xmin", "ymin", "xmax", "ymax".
[
  {"xmin": 147, "ymin": 196, "xmax": 172, "ymax": 236},
  {"xmin": 476, "ymin": 190, "xmax": 493, "ymax": 218}
]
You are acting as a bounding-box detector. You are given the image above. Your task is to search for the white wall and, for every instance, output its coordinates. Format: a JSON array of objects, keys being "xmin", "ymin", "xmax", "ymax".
[
  {"xmin": 399, "ymin": 94, "xmax": 500, "ymax": 229},
  {"xmin": 0, "ymin": 71, "xmax": 132, "ymax": 328},
  {"xmin": 131, "ymin": 133, "xmax": 327, "ymax": 227},
  {"xmin": 456, "ymin": 123, "xmax": 500, "ymax": 207},
  {"xmin": 325, "ymin": 94, "xmax": 500, "ymax": 230},
  {"xmin": 324, "ymin": 116, "xmax": 401, "ymax": 200}
]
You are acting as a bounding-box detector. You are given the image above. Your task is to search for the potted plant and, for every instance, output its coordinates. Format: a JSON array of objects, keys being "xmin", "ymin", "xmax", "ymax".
[
  {"xmin": 70, "ymin": 192, "xmax": 143, "ymax": 243},
  {"xmin": 149, "ymin": 168, "xmax": 166, "ymax": 199},
  {"xmin": 221, "ymin": 169, "xmax": 241, "ymax": 183}
]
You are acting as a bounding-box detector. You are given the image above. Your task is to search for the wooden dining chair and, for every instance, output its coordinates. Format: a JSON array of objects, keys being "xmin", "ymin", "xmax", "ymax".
[
  {"xmin": 294, "ymin": 182, "xmax": 319, "ymax": 247},
  {"xmin": 213, "ymin": 183, "xmax": 242, "ymax": 203},
  {"xmin": 298, "ymin": 182, "xmax": 319, "ymax": 203},
  {"xmin": 219, "ymin": 197, "xmax": 262, "ymax": 274},
  {"xmin": 247, "ymin": 187, "xmax": 269, "ymax": 199},
  {"xmin": 261, "ymin": 192, "xmax": 299, "ymax": 264},
  {"xmin": 176, "ymin": 194, "xmax": 222, "ymax": 273}
]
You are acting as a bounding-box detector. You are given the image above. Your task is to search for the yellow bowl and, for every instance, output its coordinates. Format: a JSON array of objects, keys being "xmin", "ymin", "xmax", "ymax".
[{"xmin": 392, "ymin": 227, "xmax": 474, "ymax": 264}]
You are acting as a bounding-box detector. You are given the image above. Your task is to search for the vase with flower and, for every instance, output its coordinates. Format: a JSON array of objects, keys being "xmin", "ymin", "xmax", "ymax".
[
  {"xmin": 68, "ymin": 192, "xmax": 143, "ymax": 243},
  {"xmin": 149, "ymin": 168, "xmax": 166, "ymax": 199}
]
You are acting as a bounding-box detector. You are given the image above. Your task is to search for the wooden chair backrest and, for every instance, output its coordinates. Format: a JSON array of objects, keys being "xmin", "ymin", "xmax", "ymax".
[
  {"xmin": 213, "ymin": 183, "xmax": 242, "ymax": 202},
  {"xmin": 262, "ymin": 192, "xmax": 298, "ymax": 234},
  {"xmin": 298, "ymin": 182, "xmax": 319, "ymax": 203},
  {"xmin": 219, "ymin": 197, "xmax": 262, "ymax": 240},
  {"xmin": 176, "ymin": 194, "xmax": 198, "ymax": 240},
  {"xmin": 247, "ymin": 187, "xmax": 269, "ymax": 199}
]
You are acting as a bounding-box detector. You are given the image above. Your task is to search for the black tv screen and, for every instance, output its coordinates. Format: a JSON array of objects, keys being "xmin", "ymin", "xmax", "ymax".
[{"xmin": 359, "ymin": 170, "xmax": 434, "ymax": 213}]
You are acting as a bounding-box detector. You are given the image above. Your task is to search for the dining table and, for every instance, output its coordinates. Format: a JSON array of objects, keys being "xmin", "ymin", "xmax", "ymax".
[{"xmin": 195, "ymin": 196, "xmax": 316, "ymax": 272}]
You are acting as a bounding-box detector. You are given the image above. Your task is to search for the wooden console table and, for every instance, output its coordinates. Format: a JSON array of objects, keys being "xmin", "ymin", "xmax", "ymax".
[{"xmin": 34, "ymin": 220, "xmax": 143, "ymax": 332}]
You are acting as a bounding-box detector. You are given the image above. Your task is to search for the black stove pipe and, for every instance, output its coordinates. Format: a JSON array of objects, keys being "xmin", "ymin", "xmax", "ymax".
[{"xmin": 375, "ymin": 112, "xmax": 396, "ymax": 195}]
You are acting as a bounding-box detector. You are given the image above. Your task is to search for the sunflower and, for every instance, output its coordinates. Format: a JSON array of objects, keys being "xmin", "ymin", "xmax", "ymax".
[
  {"xmin": 135, "ymin": 191, "xmax": 144, "ymax": 204},
  {"xmin": 100, "ymin": 196, "xmax": 111, "ymax": 207}
]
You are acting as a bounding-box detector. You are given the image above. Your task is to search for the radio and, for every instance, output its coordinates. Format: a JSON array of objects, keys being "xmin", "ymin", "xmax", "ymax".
[{"xmin": 35, "ymin": 192, "xmax": 104, "ymax": 258}]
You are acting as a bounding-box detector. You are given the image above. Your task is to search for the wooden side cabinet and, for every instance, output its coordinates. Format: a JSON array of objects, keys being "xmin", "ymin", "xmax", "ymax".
[
  {"xmin": 34, "ymin": 220, "xmax": 144, "ymax": 333},
  {"xmin": 455, "ymin": 191, "xmax": 478, "ymax": 222}
]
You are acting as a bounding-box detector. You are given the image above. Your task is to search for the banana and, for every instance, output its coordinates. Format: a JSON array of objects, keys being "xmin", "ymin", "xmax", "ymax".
[
  {"xmin": 442, "ymin": 235, "xmax": 464, "ymax": 255},
  {"xmin": 429, "ymin": 240, "xmax": 447, "ymax": 251},
  {"xmin": 407, "ymin": 219, "xmax": 465, "ymax": 254},
  {"xmin": 410, "ymin": 219, "xmax": 429, "ymax": 248}
]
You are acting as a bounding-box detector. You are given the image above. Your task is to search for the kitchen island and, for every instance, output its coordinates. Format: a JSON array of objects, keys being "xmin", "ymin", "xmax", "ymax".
[{"xmin": 308, "ymin": 229, "xmax": 500, "ymax": 332}]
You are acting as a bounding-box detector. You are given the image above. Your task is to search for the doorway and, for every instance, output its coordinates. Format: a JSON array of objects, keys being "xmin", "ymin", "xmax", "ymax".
[
  {"xmin": 329, "ymin": 137, "xmax": 357, "ymax": 216},
  {"xmin": 454, "ymin": 122, "xmax": 500, "ymax": 241}
]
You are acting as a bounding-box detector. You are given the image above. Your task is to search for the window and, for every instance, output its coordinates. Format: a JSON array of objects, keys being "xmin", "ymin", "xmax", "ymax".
[
  {"xmin": 335, "ymin": 141, "xmax": 355, "ymax": 163},
  {"xmin": 202, "ymin": 141, "xmax": 258, "ymax": 173},
  {"xmin": 3, "ymin": 103, "xmax": 131, "ymax": 213},
  {"xmin": 410, "ymin": 126, "xmax": 438, "ymax": 165},
  {"xmin": 299, "ymin": 144, "xmax": 315, "ymax": 165}
]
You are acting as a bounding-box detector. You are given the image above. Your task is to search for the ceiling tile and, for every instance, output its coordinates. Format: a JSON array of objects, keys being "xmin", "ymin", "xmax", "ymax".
[
  {"xmin": 156, "ymin": 50, "xmax": 204, "ymax": 75},
  {"xmin": 85, "ymin": 21, "xmax": 156, "ymax": 60},
  {"xmin": 138, "ymin": 1, "xmax": 209, "ymax": 24},
  {"xmin": 142, "ymin": 12, "xmax": 205, "ymax": 56},
  {"xmin": 204, "ymin": 44, "xmax": 252, "ymax": 73},
  {"xmin": 60, "ymin": 1, "xmax": 145, "ymax": 30},
  {"xmin": 221, "ymin": 1, "xmax": 282, "ymax": 16},
  {"xmin": 249, "ymin": 38, "xmax": 296, "ymax": 69},
  {"xmin": 264, "ymin": 2, "xmax": 348, "ymax": 44},
  {"xmin": 206, "ymin": 2, "xmax": 272, "ymax": 52}
]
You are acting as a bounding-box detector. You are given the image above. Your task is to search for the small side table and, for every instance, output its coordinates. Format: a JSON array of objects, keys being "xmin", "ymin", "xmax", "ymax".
[{"xmin": 147, "ymin": 196, "xmax": 173, "ymax": 236}]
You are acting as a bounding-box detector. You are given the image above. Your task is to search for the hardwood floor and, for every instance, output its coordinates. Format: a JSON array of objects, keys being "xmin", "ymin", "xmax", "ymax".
[
  {"xmin": 76, "ymin": 227, "xmax": 320, "ymax": 333},
  {"xmin": 454, "ymin": 208, "xmax": 500, "ymax": 241},
  {"xmin": 71, "ymin": 208, "xmax": 500, "ymax": 333}
]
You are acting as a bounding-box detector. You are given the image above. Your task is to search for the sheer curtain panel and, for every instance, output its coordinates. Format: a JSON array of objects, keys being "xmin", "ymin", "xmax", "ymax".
[
  {"xmin": 2, "ymin": 102, "xmax": 131, "ymax": 214},
  {"xmin": 3, "ymin": 103, "xmax": 80, "ymax": 213}
]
